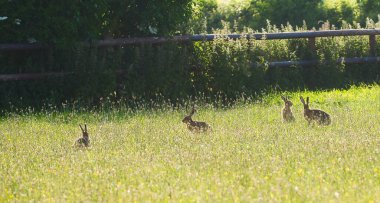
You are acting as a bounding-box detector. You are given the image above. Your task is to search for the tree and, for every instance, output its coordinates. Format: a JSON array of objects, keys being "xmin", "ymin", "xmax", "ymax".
[
  {"xmin": 104, "ymin": 0, "xmax": 193, "ymax": 37},
  {"xmin": 358, "ymin": 0, "xmax": 380, "ymax": 23},
  {"xmin": 248, "ymin": 0, "xmax": 323, "ymax": 29},
  {"xmin": 0, "ymin": 0, "xmax": 107, "ymax": 44},
  {"xmin": 0, "ymin": 0, "xmax": 193, "ymax": 44}
]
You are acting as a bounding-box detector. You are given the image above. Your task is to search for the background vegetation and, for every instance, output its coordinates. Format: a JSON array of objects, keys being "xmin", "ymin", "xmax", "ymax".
[
  {"xmin": 0, "ymin": 0, "xmax": 379, "ymax": 109},
  {"xmin": 191, "ymin": 0, "xmax": 380, "ymax": 33}
]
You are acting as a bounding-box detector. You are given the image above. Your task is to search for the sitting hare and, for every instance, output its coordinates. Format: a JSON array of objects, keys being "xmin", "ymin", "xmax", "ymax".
[
  {"xmin": 281, "ymin": 95, "xmax": 295, "ymax": 122},
  {"xmin": 182, "ymin": 108, "xmax": 210, "ymax": 133},
  {"xmin": 74, "ymin": 124, "xmax": 90, "ymax": 147},
  {"xmin": 300, "ymin": 96, "xmax": 331, "ymax": 126}
]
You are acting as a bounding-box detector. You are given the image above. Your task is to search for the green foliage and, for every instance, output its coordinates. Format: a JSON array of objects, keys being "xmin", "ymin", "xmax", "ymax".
[
  {"xmin": 358, "ymin": 0, "xmax": 380, "ymax": 22},
  {"xmin": 0, "ymin": 0, "xmax": 107, "ymax": 44},
  {"xmin": 0, "ymin": 0, "xmax": 193, "ymax": 44},
  {"xmin": 105, "ymin": 0, "xmax": 193, "ymax": 37},
  {"xmin": 191, "ymin": 0, "xmax": 380, "ymax": 32},
  {"xmin": 0, "ymin": 85, "xmax": 379, "ymax": 201},
  {"xmin": 188, "ymin": 0, "xmax": 220, "ymax": 33},
  {"xmin": 250, "ymin": 0, "xmax": 323, "ymax": 29}
]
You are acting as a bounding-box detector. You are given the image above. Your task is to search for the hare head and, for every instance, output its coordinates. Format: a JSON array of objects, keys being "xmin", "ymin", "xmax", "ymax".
[
  {"xmin": 182, "ymin": 108, "xmax": 195, "ymax": 124},
  {"xmin": 281, "ymin": 95, "xmax": 293, "ymax": 108}
]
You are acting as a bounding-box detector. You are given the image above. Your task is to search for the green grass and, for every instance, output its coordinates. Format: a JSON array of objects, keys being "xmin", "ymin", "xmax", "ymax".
[{"xmin": 1, "ymin": 85, "xmax": 379, "ymax": 202}]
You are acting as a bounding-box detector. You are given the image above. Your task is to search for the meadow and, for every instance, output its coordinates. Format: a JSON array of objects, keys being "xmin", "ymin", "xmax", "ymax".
[{"xmin": 0, "ymin": 85, "xmax": 379, "ymax": 202}]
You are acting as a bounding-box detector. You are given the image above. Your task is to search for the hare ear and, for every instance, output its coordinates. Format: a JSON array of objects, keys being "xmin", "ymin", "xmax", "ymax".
[
  {"xmin": 281, "ymin": 95, "xmax": 286, "ymax": 102},
  {"xmin": 84, "ymin": 124, "xmax": 87, "ymax": 132},
  {"xmin": 300, "ymin": 96, "xmax": 307, "ymax": 105},
  {"xmin": 306, "ymin": 97, "xmax": 309, "ymax": 105},
  {"xmin": 190, "ymin": 108, "xmax": 195, "ymax": 116},
  {"xmin": 79, "ymin": 124, "xmax": 84, "ymax": 132}
]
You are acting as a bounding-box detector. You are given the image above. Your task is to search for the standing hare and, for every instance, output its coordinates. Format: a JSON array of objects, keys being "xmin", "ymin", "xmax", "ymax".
[
  {"xmin": 300, "ymin": 96, "xmax": 331, "ymax": 126},
  {"xmin": 74, "ymin": 124, "xmax": 90, "ymax": 147},
  {"xmin": 281, "ymin": 95, "xmax": 295, "ymax": 122},
  {"xmin": 182, "ymin": 108, "xmax": 210, "ymax": 133}
]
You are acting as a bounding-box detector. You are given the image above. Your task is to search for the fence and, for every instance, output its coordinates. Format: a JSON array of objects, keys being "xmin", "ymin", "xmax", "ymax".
[{"xmin": 0, "ymin": 29, "xmax": 379, "ymax": 81}]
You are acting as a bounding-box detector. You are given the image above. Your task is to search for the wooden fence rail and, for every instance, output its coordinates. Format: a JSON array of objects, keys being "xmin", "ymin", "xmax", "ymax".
[{"xmin": 0, "ymin": 29, "xmax": 379, "ymax": 81}]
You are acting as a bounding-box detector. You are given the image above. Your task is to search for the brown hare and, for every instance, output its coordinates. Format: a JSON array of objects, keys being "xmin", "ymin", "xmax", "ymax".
[
  {"xmin": 281, "ymin": 95, "xmax": 295, "ymax": 122},
  {"xmin": 74, "ymin": 124, "xmax": 90, "ymax": 147},
  {"xmin": 182, "ymin": 108, "xmax": 210, "ymax": 133},
  {"xmin": 300, "ymin": 96, "xmax": 331, "ymax": 126}
]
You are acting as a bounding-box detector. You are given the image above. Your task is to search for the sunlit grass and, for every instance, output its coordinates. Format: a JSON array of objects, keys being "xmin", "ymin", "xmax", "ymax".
[{"xmin": 0, "ymin": 85, "xmax": 379, "ymax": 202}]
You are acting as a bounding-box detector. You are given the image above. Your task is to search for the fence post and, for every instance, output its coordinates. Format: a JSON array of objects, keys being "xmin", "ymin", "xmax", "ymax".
[
  {"xmin": 369, "ymin": 35, "xmax": 376, "ymax": 56},
  {"xmin": 308, "ymin": 37, "xmax": 316, "ymax": 58}
]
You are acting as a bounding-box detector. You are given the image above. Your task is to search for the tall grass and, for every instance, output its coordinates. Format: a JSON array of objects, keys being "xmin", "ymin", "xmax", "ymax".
[{"xmin": 1, "ymin": 85, "xmax": 379, "ymax": 202}]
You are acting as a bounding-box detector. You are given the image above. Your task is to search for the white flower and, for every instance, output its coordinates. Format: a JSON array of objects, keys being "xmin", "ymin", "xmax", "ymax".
[
  {"xmin": 14, "ymin": 18, "xmax": 21, "ymax": 25},
  {"xmin": 0, "ymin": 16, "xmax": 8, "ymax": 21},
  {"xmin": 28, "ymin": 38, "xmax": 37, "ymax": 43},
  {"xmin": 148, "ymin": 26, "xmax": 157, "ymax": 34}
]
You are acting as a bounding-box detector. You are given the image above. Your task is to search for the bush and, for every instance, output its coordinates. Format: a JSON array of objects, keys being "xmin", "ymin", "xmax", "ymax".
[{"xmin": 191, "ymin": 0, "xmax": 380, "ymax": 33}]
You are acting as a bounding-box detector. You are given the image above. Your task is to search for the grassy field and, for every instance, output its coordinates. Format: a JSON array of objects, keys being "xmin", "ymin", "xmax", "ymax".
[{"xmin": 0, "ymin": 85, "xmax": 379, "ymax": 202}]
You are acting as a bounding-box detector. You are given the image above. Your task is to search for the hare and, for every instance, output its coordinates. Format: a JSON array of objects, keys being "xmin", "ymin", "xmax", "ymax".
[
  {"xmin": 281, "ymin": 95, "xmax": 295, "ymax": 122},
  {"xmin": 300, "ymin": 96, "xmax": 331, "ymax": 126},
  {"xmin": 182, "ymin": 108, "xmax": 210, "ymax": 133},
  {"xmin": 74, "ymin": 124, "xmax": 90, "ymax": 147}
]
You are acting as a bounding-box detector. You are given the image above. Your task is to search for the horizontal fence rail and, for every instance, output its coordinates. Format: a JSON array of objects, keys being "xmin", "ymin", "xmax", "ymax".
[
  {"xmin": 0, "ymin": 72, "xmax": 73, "ymax": 81},
  {"xmin": 2, "ymin": 57, "xmax": 378, "ymax": 81},
  {"xmin": 0, "ymin": 29, "xmax": 379, "ymax": 81},
  {"xmin": 192, "ymin": 29, "xmax": 380, "ymax": 40},
  {"xmin": 1, "ymin": 29, "xmax": 379, "ymax": 50},
  {"xmin": 92, "ymin": 29, "xmax": 380, "ymax": 47},
  {"xmin": 266, "ymin": 57, "xmax": 380, "ymax": 67}
]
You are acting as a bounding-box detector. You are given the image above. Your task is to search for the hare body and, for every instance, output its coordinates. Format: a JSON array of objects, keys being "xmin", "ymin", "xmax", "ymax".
[
  {"xmin": 182, "ymin": 108, "xmax": 210, "ymax": 133},
  {"xmin": 74, "ymin": 124, "xmax": 90, "ymax": 147},
  {"xmin": 75, "ymin": 137, "xmax": 89, "ymax": 147},
  {"xmin": 300, "ymin": 96, "xmax": 331, "ymax": 125},
  {"xmin": 281, "ymin": 96, "xmax": 295, "ymax": 122},
  {"xmin": 304, "ymin": 109, "xmax": 331, "ymax": 125}
]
